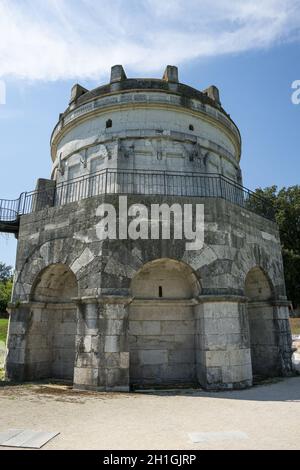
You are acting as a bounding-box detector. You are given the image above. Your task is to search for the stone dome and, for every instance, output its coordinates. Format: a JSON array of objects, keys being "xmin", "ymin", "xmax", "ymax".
[{"xmin": 50, "ymin": 65, "xmax": 242, "ymax": 185}]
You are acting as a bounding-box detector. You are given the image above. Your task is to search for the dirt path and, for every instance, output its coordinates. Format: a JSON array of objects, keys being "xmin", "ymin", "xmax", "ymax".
[{"xmin": 0, "ymin": 376, "xmax": 300, "ymax": 450}]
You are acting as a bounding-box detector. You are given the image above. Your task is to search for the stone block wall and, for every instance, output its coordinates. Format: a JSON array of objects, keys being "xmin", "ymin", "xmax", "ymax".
[
  {"xmin": 5, "ymin": 193, "xmax": 294, "ymax": 390},
  {"xmin": 73, "ymin": 299, "xmax": 129, "ymax": 391},
  {"xmin": 129, "ymin": 301, "xmax": 196, "ymax": 386},
  {"xmin": 195, "ymin": 299, "xmax": 252, "ymax": 389},
  {"xmin": 6, "ymin": 302, "xmax": 76, "ymax": 381},
  {"xmin": 247, "ymin": 302, "xmax": 278, "ymax": 376}
]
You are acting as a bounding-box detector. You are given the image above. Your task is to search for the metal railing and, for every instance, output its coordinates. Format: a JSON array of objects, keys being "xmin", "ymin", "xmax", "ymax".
[
  {"xmin": 0, "ymin": 197, "xmax": 21, "ymax": 222},
  {"xmin": 0, "ymin": 169, "xmax": 275, "ymax": 226}
]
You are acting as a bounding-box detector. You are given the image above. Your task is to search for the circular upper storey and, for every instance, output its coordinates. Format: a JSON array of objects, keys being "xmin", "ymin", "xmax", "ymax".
[{"xmin": 50, "ymin": 65, "xmax": 242, "ymax": 184}]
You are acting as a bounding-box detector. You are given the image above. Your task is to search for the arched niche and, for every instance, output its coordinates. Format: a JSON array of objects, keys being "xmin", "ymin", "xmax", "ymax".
[
  {"xmin": 28, "ymin": 264, "xmax": 78, "ymax": 381},
  {"xmin": 128, "ymin": 258, "xmax": 201, "ymax": 388},
  {"xmin": 245, "ymin": 266, "xmax": 272, "ymax": 301},
  {"xmin": 245, "ymin": 266, "xmax": 277, "ymax": 377},
  {"xmin": 130, "ymin": 258, "xmax": 201, "ymax": 300}
]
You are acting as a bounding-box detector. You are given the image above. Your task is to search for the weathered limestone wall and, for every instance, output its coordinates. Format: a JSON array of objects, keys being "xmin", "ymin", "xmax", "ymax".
[
  {"xmin": 6, "ymin": 304, "xmax": 31, "ymax": 381},
  {"xmin": 196, "ymin": 300, "xmax": 252, "ymax": 389},
  {"xmin": 247, "ymin": 302, "xmax": 278, "ymax": 376},
  {"xmin": 53, "ymin": 106, "xmax": 238, "ymax": 183},
  {"xmin": 50, "ymin": 65, "xmax": 242, "ymax": 188},
  {"xmin": 50, "ymin": 305, "xmax": 76, "ymax": 380},
  {"xmin": 128, "ymin": 258, "xmax": 199, "ymax": 386},
  {"xmin": 129, "ymin": 301, "xmax": 196, "ymax": 386},
  {"xmin": 273, "ymin": 303, "xmax": 293, "ymax": 375},
  {"xmin": 6, "ymin": 303, "xmax": 76, "ymax": 381},
  {"xmin": 5, "ymin": 65, "xmax": 292, "ymax": 391},
  {"xmin": 74, "ymin": 299, "xmax": 129, "ymax": 391},
  {"xmin": 5, "ymin": 194, "xmax": 293, "ymax": 389}
]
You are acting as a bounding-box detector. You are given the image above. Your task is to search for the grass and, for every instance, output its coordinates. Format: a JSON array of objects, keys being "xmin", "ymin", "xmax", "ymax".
[
  {"xmin": 0, "ymin": 318, "xmax": 8, "ymax": 343},
  {"xmin": 290, "ymin": 318, "xmax": 300, "ymax": 335}
]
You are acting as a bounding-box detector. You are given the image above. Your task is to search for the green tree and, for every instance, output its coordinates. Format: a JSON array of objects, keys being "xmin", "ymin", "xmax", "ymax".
[
  {"xmin": 252, "ymin": 185, "xmax": 300, "ymax": 308},
  {"xmin": 0, "ymin": 262, "xmax": 12, "ymax": 283},
  {"xmin": 0, "ymin": 262, "xmax": 13, "ymax": 312},
  {"xmin": 0, "ymin": 279, "xmax": 13, "ymax": 312}
]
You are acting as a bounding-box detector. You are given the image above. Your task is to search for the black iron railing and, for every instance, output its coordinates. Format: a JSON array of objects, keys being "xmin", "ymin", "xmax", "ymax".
[
  {"xmin": 0, "ymin": 199, "xmax": 19, "ymax": 222},
  {"xmin": 0, "ymin": 170, "xmax": 275, "ymax": 229}
]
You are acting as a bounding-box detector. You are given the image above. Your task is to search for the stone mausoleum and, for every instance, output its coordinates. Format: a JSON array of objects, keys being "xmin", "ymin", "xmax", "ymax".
[{"xmin": 1, "ymin": 65, "xmax": 293, "ymax": 391}]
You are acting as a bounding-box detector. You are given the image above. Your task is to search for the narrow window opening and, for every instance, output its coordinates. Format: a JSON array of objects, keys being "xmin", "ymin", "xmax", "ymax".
[
  {"xmin": 158, "ymin": 286, "xmax": 163, "ymax": 297},
  {"xmin": 189, "ymin": 124, "xmax": 194, "ymax": 131},
  {"xmin": 106, "ymin": 119, "xmax": 112, "ymax": 128}
]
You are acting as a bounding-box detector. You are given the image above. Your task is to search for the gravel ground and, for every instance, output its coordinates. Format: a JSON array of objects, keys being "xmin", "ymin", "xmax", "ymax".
[{"xmin": 0, "ymin": 376, "xmax": 300, "ymax": 450}]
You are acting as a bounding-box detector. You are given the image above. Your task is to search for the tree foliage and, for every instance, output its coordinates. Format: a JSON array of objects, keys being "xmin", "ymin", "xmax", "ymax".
[
  {"xmin": 0, "ymin": 279, "xmax": 13, "ymax": 312},
  {"xmin": 253, "ymin": 185, "xmax": 300, "ymax": 307},
  {"xmin": 0, "ymin": 262, "xmax": 12, "ymax": 283},
  {"xmin": 0, "ymin": 262, "xmax": 13, "ymax": 312}
]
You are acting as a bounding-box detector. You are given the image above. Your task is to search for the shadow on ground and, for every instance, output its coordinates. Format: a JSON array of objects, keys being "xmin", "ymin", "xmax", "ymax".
[
  {"xmin": 132, "ymin": 375, "xmax": 300, "ymax": 402},
  {"xmin": 0, "ymin": 375, "xmax": 300, "ymax": 402}
]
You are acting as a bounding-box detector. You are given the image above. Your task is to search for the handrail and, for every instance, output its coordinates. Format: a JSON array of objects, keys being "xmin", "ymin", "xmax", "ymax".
[
  {"xmin": 0, "ymin": 197, "xmax": 20, "ymax": 222},
  {"xmin": 0, "ymin": 170, "xmax": 276, "ymax": 224}
]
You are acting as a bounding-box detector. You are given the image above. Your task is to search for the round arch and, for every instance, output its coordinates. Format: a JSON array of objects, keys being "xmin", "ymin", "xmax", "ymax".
[
  {"xmin": 128, "ymin": 258, "xmax": 201, "ymax": 389},
  {"xmin": 244, "ymin": 266, "xmax": 273, "ymax": 301},
  {"xmin": 28, "ymin": 263, "xmax": 78, "ymax": 381},
  {"xmin": 130, "ymin": 257, "xmax": 201, "ymax": 299},
  {"xmin": 244, "ymin": 266, "xmax": 277, "ymax": 377},
  {"xmin": 30, "ymin": 263, "xmax": 78, "ymax": 302}
]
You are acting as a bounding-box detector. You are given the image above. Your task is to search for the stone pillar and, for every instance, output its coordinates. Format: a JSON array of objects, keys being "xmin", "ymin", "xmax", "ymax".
[
  {"xmin": 272, "ymin": 300, "xmax": 293, "ymax": 375},
  {"xmin": 5, "ymin": 301, "xmax": 63, "ymax": 381},
  {"xmin": 69, "ymin": 84, "xmax": 88, "ymax": 105},
  {"xmin": 194, "ymin": 302, "xmax": 206, "ymax": 385},
  {"xmin": 73, "ymin": 296, "xmax": 131, "ymax": 391},
  {"xmin": 110, "ymin": 65, "xmax": 127, "ymax": 83},
  {"xmin": 5, "ymin": 302, "xmax": 31, "ymax": 381},
  {"xmin": 162, "ymin": 65, "xmax": 178, "ymax": 83},
  {"xmin": 202, "ymin": 85, "xmax": 221, "ymax": 106},
  {"xmin": 246, "ymin": 299, "xmax": 292, "ymax": 377},
  {"xmin": 32, "ymin": 178, "xmax": 56, "ymax": 212},
  {"xmin": 247, "ymin": 300, "xmax": 276, "ymax": 376},
  {"xmin": 196, "ymin": 296, "xmax": 252, "ymax": 390}
]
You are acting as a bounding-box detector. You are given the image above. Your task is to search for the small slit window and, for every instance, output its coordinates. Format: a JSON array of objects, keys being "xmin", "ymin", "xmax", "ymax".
[
  {"xmin": 106, "ymin": 119, "xmax": 112, "ymax": 128},
  {"xmin": 189, "ymin": 124, "xmax": 194, "ymax": 131},
  {"xmin": 158, "ymin": 286, "xmax": 163, "ymax": 297}
]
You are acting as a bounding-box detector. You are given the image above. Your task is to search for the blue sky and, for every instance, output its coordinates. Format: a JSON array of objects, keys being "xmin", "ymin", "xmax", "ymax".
[{"xmin": 0, "ymin": 0, "xmax": 299, "ymax": 267}]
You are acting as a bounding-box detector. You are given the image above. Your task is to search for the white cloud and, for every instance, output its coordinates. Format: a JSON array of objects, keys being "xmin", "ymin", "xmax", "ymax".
[{"xmin": 0, "ymin": 0, "xmax": 299, "ymax": 81}]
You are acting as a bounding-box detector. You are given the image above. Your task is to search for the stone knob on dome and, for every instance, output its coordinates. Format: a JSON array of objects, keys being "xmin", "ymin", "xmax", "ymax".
[
  {"xmin": 162, "ymin": 65, "xmax": 179, "ymax": 83},
  {"xmin": 202, "ymin": 85, "xmax": 221, "ymax": 105},
  {"xmin": 110, "ymin": 65, "xmax": 127, "ymax": 83},
  {"xmin": 69, "ymin": 83, "xmax": 88, "ymax": 105}
]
